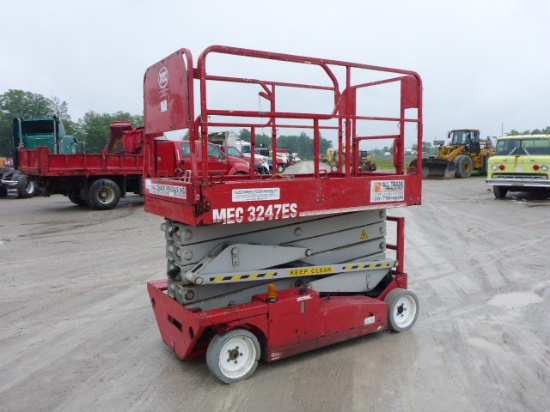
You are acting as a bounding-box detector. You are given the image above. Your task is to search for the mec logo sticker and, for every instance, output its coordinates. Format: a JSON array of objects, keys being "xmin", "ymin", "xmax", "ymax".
[{"xmin": 158, "ymin": 67, "xmax": 169, "ymax": 89}]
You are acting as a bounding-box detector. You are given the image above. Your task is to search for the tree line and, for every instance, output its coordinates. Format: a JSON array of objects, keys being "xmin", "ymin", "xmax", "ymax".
[
  {"xmin": 0, "ymin": 89, "xmax": 335, "ymax": 160},
  {"xmin": 508, "ymin": 128, "xmax": 550, "ymax": 135},
  {"xmin": 8, "ymin": 88, "xmax": 547, "ymax": 161},
  {"xmin": 236, "ymin": 129, "xmax": 333, "ymax": 160}
]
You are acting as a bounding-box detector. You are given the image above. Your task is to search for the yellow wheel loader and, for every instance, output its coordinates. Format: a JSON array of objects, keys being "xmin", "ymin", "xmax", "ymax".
[
  {"xmin": 325, "ymin": 148, "xmax": 376, "ymax": 172},
  {"xmin": 410, "ymin": 129, "xmax": 493, "ymax": 178}
]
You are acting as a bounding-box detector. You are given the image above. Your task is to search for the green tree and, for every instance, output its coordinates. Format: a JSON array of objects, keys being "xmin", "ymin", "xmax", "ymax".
[
  {"xmin": 507, "ymin": 128, "xmax": 550, "ymax": 136},
  {"xmin": 0, "ymin": 89, "xmax": 64, "ymax": 156},
  {"xmin": 238, "ymin": 128, "xmax": 332, "ymax": 160},
  {"xmin": 278, "ymin": 132, "xmax": 332, "ymax": 160},
  {"xmin": 414, "ymin": 141, "xmax": 435, "ymax": 155},
  {"xmin": 78, "ymin": 111, "xmax": 143, "ymax": 153},
  {"xmin": 238, "ymin": 128, "xmax": 271, "ymax": 147}
]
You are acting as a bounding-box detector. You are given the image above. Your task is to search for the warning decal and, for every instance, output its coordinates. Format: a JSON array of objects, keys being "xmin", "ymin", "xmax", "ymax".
[
  {"xmin": 232, "ymin": 188, "xmax": 280, "ymax": 202},
  {"xmin": 289, "ymin": 266, "xmax": 334, "ymax": 277}
]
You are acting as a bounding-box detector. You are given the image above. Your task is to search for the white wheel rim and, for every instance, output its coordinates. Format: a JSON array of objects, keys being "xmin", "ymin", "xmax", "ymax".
[
  {"xmin": 26, "ymin": 181, "xmax": 35, "ymax": 194},
  {"xmin": 98, "ymin": 187, "xmax": 115, "ymax": 204},
  {"xmin": 392, "ymin": 294, "xmax": 417, "ymax": 329},
  {"xmin": 218, "ymin": 335, "xmax": 257, "ymax": 379}
]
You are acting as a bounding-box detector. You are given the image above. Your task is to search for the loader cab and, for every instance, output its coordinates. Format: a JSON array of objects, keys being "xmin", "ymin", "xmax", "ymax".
[{"xmin": 448, "ymin": 129, "xmax": 481, "ymax": 154}]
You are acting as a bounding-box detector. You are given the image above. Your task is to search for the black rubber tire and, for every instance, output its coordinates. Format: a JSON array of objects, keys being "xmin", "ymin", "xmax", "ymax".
[
  {"xmin": 277, "ymin": 164, "xmax": 285, "ymax": 174},
  {"xmin": 17, "ymin": 174, "xmax": 37, "ymax": 198},
  {"xmin": 385, "ymin": 288, "xmax": 419, "ymax": 332},
  {"xmin": 87, "ymin": 179, "xmax": 121, "ymax": 210},
  {"xmin": 68, "ymin": 191, "xmax": 88, "ymax": 206},
  {"xmin": 454, "ymin": 155, "xmax": 473, "ymax": 178},
  {"xmin": 493, "ymin": 186, "xmax": 508, "ymax": 199},
  {"xmin": 206, "ymin": 329, "xmax": 261, "ymax": 384}
]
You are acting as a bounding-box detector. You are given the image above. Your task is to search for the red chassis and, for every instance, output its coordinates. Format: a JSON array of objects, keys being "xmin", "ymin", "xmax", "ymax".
[{"xmin": 148, "ymin": 273, "xmax": 406, "ymax": 362}]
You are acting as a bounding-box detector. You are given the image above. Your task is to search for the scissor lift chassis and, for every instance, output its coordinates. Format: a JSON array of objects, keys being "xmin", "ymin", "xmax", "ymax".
[{"xmin": 147, "ymin": 212, "xmax": 418, "ymax": 383}]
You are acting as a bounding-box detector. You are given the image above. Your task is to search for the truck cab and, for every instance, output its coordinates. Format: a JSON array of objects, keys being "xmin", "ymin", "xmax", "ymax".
[
  {"xmin": 487, "ymin": 134, "xmax": 550, "ymax": 198},
  {"xmin": 12, "ymin": 116, "xmax": 79, "ymax": 168},
  {"xmin": 0, "ymin": 117, "xmax": 74, "ymax": 198},
  {"xmin": 154, "ymin": 139, "xmax": 251, "ymax": 178}
]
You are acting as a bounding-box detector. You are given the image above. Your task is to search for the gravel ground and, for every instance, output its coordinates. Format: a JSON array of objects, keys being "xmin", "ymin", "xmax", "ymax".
[{"xmin": 1, "ymin": 170, "xmax": 549, "ymax": 412}]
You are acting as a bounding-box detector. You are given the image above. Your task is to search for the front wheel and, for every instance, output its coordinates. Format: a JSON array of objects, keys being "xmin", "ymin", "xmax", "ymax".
[
  {"xmin": 454, "ymin": 155, "xmax": 473, "ymax": 178},
  {"xmin": 206, "ymin": 329, "xmax": 261, "ymax": 384},
  {"xmin": 385, "ymin": 288, "xmax": 419, "ymax": 332},
  {"xmin": 493, "ymin": 186, "xmax": 508, "ymax": 199},
  {"xmin": 88, "ymin": 179, "xmax": 121, "ymax": 210},
  {"xmin": 17, "ymin": 174, "xmax": 37, "ymax": 198}
]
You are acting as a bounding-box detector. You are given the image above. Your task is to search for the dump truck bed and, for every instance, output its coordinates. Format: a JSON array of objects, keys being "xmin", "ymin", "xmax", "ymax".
[{"xmin": 17, "ymin": 146, "xmax": 143, "ymax": 177}]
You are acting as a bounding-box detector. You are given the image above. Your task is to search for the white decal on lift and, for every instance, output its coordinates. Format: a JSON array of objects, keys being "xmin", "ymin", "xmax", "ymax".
[
  {"xmin": 271, "ymin": 352, "xmax": 281, "ymax": 361},
  {"xmin": 160, "ymin": 100, "xmax": 168, "ymax": 112},
  {"xmin": 232, "ymin": 187, "xmax": 280, "ymax": 202},
  {"xmin": 212, "ymin": 203, "xmax": 298, "ymax": 224},
  {"xmin": 146, "ymin": 179, "xmax": 187, "ymax": 199},
  {"xmin": 297, "ymin": 295, "xmax": 313, "ymax": 302},
  {"xmin": 370, "ymin": 180, "xmax": 405, "ymax": 202},
  {"xmin": 364, "ymin": 316, "xmax": 376, "ymax": 325}
]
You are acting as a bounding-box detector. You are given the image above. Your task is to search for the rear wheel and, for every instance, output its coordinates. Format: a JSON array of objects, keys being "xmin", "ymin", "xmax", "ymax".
[
  {"xmin": 206, "ymin": 329, "xmax": 261, "ymax": 384},
  {"xmin": 277, "ymin": 164, "xmax": 285, "ymax": 173},
  {"xmin": 454, "ymin": 155, "xmax": 473, "ymax": 178},
  {"xmin": 68, "ymin": 191, "xmax": 88, "ymax": 206},
  {"xmin": 88, "ymin": 179, "xmax": 121, "ymax": 210},
  {"xmin": 385, "ymin": 288, "xmax": 419, "ymax": 332},
  {"xmin": 493, "ymin": 186, "xmax": 508, "ymax": 199}
]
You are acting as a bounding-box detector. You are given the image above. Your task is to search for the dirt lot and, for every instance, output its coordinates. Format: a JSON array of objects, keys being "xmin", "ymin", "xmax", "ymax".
[{"xmin": 1, "ymin": 175, "xmax": 549, "ymax": 412}]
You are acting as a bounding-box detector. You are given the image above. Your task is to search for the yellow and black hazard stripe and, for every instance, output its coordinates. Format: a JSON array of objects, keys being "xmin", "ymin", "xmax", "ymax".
[
  {"xmin": 343, "ymin": 262, "xmax": 391, "ymax": 271},
  {"xmin": 210, "ymin": 271, "xmax": 277, "ymax": 282}
]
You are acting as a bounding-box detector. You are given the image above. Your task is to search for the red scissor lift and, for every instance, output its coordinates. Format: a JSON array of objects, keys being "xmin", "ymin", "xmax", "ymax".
[{"xmin": 144, "ymin": 46, "xmax": 423, "ymax": 383}]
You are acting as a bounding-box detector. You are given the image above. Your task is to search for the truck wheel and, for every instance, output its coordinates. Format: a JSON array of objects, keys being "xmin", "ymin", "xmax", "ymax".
[
  {"xmin": 68, "ymin": 192, "xmax": 88, "ymax": 206},
  {"xmin": 206, "ymin": 329, "xmax": 261, "ymax": 384},
  {"xmin": 493, "ymin": 186, "xmax": 508, "ymax": 199},
  {"xmin": 277, "ymin": 164, "xmax": 285, "ymax": 173},
  {"xmin": 17, "ymin": 175, "xmax": 37, "ymax": 198},
  {"xmin": 385, "ymin": 288, "xmax": 419, "ymax": 332},
  {"xmin": 454, "ymin": 155, "xmax": 473, "ymax": 178},
  {"xmin": 88, "ymin": 179, "xmax": 121, "ymax": 210}
]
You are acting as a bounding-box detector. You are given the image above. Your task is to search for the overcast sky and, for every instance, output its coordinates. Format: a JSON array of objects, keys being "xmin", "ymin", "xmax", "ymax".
[{"xmin": 2, "ymin": 0, "xmax": 549, "ymax": 144}]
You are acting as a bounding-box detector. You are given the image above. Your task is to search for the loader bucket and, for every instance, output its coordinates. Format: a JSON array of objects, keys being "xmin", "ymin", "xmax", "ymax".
[{"xmin": 411, "ymin": 158, "xmax": 456, "ymax": 179}]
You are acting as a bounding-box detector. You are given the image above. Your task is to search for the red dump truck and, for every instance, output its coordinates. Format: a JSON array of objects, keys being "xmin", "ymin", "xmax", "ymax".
[{"xmin": 17, "ymin": 120, "xmax": 144, "ymax": 209}]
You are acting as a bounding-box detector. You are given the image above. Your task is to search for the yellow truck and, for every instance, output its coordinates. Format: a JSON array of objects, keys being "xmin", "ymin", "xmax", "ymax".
[{"xmin": 486, "ymin": 134, "xmax": 550, "ymax": 198}]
